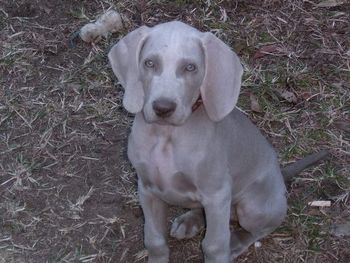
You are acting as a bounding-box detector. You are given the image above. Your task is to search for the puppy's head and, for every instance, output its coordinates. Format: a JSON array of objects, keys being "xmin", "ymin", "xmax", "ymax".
[{"xmin": 108, "ymin": 21, "xmax": 243, "ymax": 125}]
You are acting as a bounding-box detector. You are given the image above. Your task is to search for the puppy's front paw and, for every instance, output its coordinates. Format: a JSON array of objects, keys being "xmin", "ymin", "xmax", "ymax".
[{"xmin": 170, "ymin": 210, "xmax": 204, "ymax": 239}]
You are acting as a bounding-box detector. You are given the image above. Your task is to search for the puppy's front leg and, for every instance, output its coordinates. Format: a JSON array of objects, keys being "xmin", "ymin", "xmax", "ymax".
[
  {"xmin": 138, "ymin": 181, "xmax": 169, "ymax": 263},
  {"xmin": 202, "ymin": 186, "xmax": 232, "ymax": 263}
]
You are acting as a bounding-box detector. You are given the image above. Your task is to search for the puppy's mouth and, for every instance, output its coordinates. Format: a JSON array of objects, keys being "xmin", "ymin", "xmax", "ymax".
[
  {"xmin": 144, "ymin": 116, "xmax": 186, "ymax": 126},
  {"xmin": 143, "ymin": 110, "xmax": 188, "ymax": 126}
]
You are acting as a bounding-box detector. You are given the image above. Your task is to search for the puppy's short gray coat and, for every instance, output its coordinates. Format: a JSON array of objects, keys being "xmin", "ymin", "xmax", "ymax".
[{"xmin": 108, "ymin": 21, "xmax": 328, "ymax": 263}]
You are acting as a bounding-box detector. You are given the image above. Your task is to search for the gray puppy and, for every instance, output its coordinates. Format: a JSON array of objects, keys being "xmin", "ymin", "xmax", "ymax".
[{"xmin": 108, "ymin": 21, "xmax": 328, "ymax": 263}]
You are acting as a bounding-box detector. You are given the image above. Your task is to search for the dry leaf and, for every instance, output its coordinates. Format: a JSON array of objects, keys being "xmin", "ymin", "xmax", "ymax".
[
  {"xmin": 330, "ymin": 223, "xmax": 350, "ymax": 237},
  {"xmin": 333, "ymin": 120, "xmax": 350, "ymax": 132},
  {"xmin": 299, "ymin": 91, "xmax": 313, "ymax": 100},
  {"xmin": 253, "ymin": 44, "xmax": 279, "ymax": 59},
  {"xmin": 281, "ymin": 90, "xmax": 297, "ymax": 103},
  {"xmin": 276, "ymin": 90, "xmax": 298, "ymax": 103},
  {"xmin": 308, "ymin": 200, "xmax": 331, "ymax": 207},
  {"xmin": 250, "ymin": 93, "xmax": 263, "ymax": 112},
  {"xmin": 316, "ymin": 0, "xmax": 345, "ymax": 8}
]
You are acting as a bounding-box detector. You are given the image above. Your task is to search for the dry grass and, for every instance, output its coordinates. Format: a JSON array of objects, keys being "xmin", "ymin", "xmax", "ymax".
[{"xmin": 0, "ymin": 0, "xmax": 349, "ymax": 262}]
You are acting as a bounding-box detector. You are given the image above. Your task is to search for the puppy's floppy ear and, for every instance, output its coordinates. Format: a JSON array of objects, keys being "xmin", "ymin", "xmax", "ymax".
[
  {"xmin": 108, "ymin": 26, "xmax": 150, "ymax": 113},
  {"xmin": 200, "ymin": 32, "xmax": 243, "ymax": 122}
]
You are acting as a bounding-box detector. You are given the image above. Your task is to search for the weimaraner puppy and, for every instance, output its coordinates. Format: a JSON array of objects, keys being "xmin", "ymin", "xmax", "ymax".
[{"xmin": 108, "ymin": 21, "xmax": 328, "ymax": 263}]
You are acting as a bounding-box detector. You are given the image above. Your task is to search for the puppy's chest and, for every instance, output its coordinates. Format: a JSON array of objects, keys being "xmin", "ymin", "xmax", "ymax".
[{"xmin": 132, "ymin": 136, "xmax": 201, "ymax": 207}]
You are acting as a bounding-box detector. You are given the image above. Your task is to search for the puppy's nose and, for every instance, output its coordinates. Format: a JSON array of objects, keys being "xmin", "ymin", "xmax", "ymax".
[{"xmin": 152, "ymin": 98, "xmax": 177, "ymax": 118}]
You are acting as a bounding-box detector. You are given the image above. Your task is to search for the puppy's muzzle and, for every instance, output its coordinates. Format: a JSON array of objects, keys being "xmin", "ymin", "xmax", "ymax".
[{"xmin": 152, "ymin": 98, "xmax": 177, "ymax": 118}]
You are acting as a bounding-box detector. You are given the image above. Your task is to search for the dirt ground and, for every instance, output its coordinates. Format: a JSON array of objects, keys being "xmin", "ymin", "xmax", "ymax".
[{"xmin": 0, "ymin": 0, "xmax": 349, "ymax": 262}]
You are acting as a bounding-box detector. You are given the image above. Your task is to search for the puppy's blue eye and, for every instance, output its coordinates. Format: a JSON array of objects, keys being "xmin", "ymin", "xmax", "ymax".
[
  {"xmin": 145, "ymin": 60, "xmax": 154, "ymax": 68},
  {"xmin": 185, "ymin": 64, "xmax": 196, "ymax": 72}
]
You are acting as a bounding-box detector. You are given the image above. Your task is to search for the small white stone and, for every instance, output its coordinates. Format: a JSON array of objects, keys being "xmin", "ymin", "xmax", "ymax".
[{"xmin": 254, "ymin": 241, "xmax": 262, "ymax": 248}]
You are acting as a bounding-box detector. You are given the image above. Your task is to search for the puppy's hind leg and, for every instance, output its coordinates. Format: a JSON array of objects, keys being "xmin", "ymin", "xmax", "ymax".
[{"xmin": 230, "ymin": 177, "xmax": 287, "ymax": 259}]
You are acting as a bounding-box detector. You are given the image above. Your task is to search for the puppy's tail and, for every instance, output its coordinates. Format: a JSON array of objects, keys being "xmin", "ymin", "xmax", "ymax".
[{"xmin": 281, "ymin": 150, "xmax": 330, "ymax": 182}]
